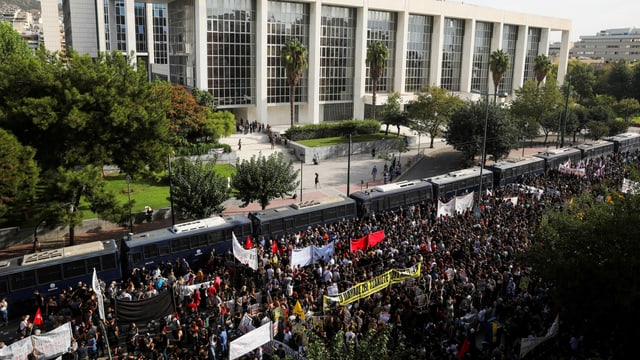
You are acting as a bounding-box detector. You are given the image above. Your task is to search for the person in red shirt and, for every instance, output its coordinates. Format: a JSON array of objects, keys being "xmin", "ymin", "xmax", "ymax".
[
  {"xmin": 186, "ymin": 299, "xmax": 198, "ymax": 313},
  {"xmin": 206, "ymin": 283, "xmax": 216, "ymax": 309}
]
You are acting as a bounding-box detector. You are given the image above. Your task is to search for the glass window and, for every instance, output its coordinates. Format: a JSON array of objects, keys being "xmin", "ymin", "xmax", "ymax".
[
  {"xmin": 64, "ymin": 260, "xmax": 87, "ymax": 278},
  {"xmin": 207, "ymin": 0, "xmax": 256, "ymax": 106},
  {"xmin": 441, "ymin": 18, "xmax": 465, "ymax": 91},
  {"xmin": 10, "ymin": 270, "xmax": 36, "ymax": 290},
  {"xmin": 471, "ymin": 22, "xmax": 493, "ymax": 94},
  {"xmin": 406, "ymin": 15, "xmax": 433, "ymax": 92},
  {"xmin": 159, "ymin": 246, "xmax": 170, "ymax": 256},
  {"xmin": 366, "ymin": 10, "xmax": 396, "ymax": 93},
  {"xmin": 130, "ymin": 252, "xmax": 143, "ymax": 266},
  {"xmin": 320, "ymin": 5, "xmax": 355, "ymax": 105},
  {"xmin": 37, "ymin": 266, "xmax": 63, "ymax": 284},
  {"xmin": 87, "ymin": 257, "xmax": 102, "ymax": 272},
  {"xmin": 501, "ymin": 24, "xmax": 519, "ymax": 94},
  {"xmin": 143, "ymin": 245, "xmax": 158, "ymax": 259},
  {"xmin": 153, "ymin": 3, "xmax": 168, "ymax": 64},
  {"xmin": 524, "ymin": 27, "xmax": 542, "ymax": 82},
  {"xmin": 135, "ymin": 2, "xmax": 148, "ymax": 52}
]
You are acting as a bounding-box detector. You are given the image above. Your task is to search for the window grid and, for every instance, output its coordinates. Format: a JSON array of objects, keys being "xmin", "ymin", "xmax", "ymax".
[
  {"xmin": 115, "ymin": 0, "xmax": 126, "ymax": 51},
  {"xmin": 207, "ymin": 0, "xmax": 256, "ymax": 107},
  {"xmin": 366, "ymin": 10, "xmax": 396, "ymax": 93},
  {"xmin": 267, "ymin": 1, "xmax": 309, "ymax": 105},
  {"xmin": 471, "ymin": 21, "xmax": 493, "ymax": 94},
  {"xmin": 135, "ymin": 2, "xmax": 147, "ymax": 53},
  {"xmin": 104, "ymin": 0, "xmax": 110, "ymax": 51},
  {"xmin": 323, "ymin": 103, "xmax": 354, "ymax": 121},
  {"xmin": 441, "ymin": 18, "xmax": 465, "ymax": 91},
  {"xmin": 501, "ymin": 24, "xmax": 519, "ymax": 93},
  {"xmin": 405, "ymin": 14, "xmax": 433, "ymax": 93},
  {"xmin": 319, "ymin": 5, "xmax": 356, "ymax": 103},
  {"xmin": 152, "ymin": 3, "xmax": 168, "ymax": 64},
  {"xmin": 524, "ymin": 27, "xmax": 541, "ymax": 82},
  {"xmin": 168, "ymin": 1, "xmax": 195, "ymax": 87}
]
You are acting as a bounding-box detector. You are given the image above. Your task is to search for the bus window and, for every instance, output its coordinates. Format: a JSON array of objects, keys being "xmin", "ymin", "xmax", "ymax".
[
  {"xmin": 0, "ymin": 279, "xmax": 8, "ymax": 296},
  {"xmin": 63, "ymin": 260, "xmax": 86, "ymax": 278},
  {"xmin": 143, "ymin": 245, "xmax": 158, "ymax": 259},
  {"xmin": 87, "ymin": 257, "xmax": 101, "ymax": 272},
  {"xmin": 37, "ymin": 265, "xmax": 63, "ymax": 284},
  {"xmin": 10, "ymin": 270, "xmax": 36, "ymax": 290},
  {"xmin": 159, "ymin": 245, "xmax": 170, "ymax": 256},
  {"xmin": 101, "ymin": 254, "xmax": 117, "ymax": 270}
]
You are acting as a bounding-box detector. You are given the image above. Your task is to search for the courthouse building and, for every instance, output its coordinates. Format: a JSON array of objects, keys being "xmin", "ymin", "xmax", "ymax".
[{"xmin": 61, "ymin": 0, "xmax": 571, "ymax": 126}]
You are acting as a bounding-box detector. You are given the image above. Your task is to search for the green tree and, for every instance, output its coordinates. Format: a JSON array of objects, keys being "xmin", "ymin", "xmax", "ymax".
[
  {"xmin": 446, "ymin": 100, "xmax": 515, "ymax": 164},
  {"xmin": 166, "ymin": 84, "xmax": 211, "ymax": 145},
  {"xmin": 408, "ymin": 86, "xmax": 464, "ymax": 148},
  {"xmin": 0, "ymin": 128, "xmax": 39, "ymax": 219},
  {"xmin": 510, "ymin": 80, "xmax": 563, "ymax": 146},
  {"xmin": 533, "ymin": 54, "xmax": 552, "ymax": 87},
  {"xmin": 380, "ymin": 92, "xmax": 410, "ymax": 136},
  {"xmin": 366, "ymin": 40, "xmax": 389, "ymax": 120},
  {"xmin": 281, "ymin": 38, "xmax": 308, "ymax": 127},
  {"xmin": 191, "ymin": 87, "xmax": 216, "ymax": 110},
  {"xmin": 630, "ymin": 62, "xmax": 640, "ymax": 101},
  {"xmin": 567, "ymin": 59, "xmax": 596, "ymax": 105},
  {"xmin": 585, "ymin": 120, "xmax": 609, "ymax": 139},
  {"xmin": 607, "ymin": 59, "xmax": 633, "ymax": 101},
  {"xmin": 0, "ymin": 49, "xmax": 171, "ymax": 243},
  {"xmin": 524, "ymin": 192, "xmax": 640, "ymax": 358},
  {"xmin": 203, "ymin": 110, "xmax": 236, "ymax": 143},
  {"xmin": 232, "ymin": 152, "xmax": 299, "ymax": 210},
  {"xmin": 613, "ymin": 97, "xmax": 640, "ymax": 123},
  {"xmin": 171, "ymin": 158, "xmax": 230, "ymax": 219},
  {"xmin": 0, "ymin": 20, "xmax": 31, "ymax": 61},
  {"xmin": 305, "ymin": 325, "xmax": 392, "ymax": 360},
  {"xmin": 489, "ymin": 49, "xmax": 510, "ymax": 102}
]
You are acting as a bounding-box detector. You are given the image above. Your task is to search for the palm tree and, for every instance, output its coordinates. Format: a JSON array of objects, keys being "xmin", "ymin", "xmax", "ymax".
[
  {"xmin": 281, "ymin": 38, "xmax": 308, "ymax": 127},
  {"xmin": 366, "ymin": 40, "xmax": 389, "ymax": 120},
  {"xmin": 489, "ymin": 49, "xmax": 510, "ymax": 102},
  {"xmin": 533, "ymin": 54, "xmax": 552, "ymax": 87}
]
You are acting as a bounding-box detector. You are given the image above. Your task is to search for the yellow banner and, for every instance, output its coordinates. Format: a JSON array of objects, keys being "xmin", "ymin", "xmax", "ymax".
[{"xmin": 323, "ymin": 264, "xmax": 421, "ymax": 312}]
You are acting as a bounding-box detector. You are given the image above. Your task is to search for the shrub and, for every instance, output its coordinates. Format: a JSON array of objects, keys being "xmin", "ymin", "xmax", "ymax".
[
  {"xmin": 284, "ymin": 119, "xmax": 381, "ymax": 141},
  {"xmin": 174, "ymin": 143, "xmax": 232, "ymax": 156}
]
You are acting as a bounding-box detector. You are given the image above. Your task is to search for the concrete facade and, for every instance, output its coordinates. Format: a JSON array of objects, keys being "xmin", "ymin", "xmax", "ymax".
[
  {"xmin": 64, "ymin": 0, "xmax": 571, "ymax": 125},
  {"xmin": 572, "ymin": 27, "xmax": 640, "ymax": 62}
]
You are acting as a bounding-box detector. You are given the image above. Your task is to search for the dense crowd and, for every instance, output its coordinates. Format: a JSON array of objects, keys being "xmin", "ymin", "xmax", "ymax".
[{"xmin": 8, "ymin": 150, "xmax": 639, "ymax": 360}]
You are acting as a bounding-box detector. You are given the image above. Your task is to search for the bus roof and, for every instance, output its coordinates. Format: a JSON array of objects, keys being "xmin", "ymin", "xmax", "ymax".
[{"xmin": 425, "ymin": 167, "xmax": 492, "ymax": 185}]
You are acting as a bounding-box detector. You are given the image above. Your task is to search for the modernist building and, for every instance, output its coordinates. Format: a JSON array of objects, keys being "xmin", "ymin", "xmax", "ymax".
[
  {"xmin": 571, "ymin": 27, "xmax": 640, "ymax": 62},
  {"xmin": 62, "ymin": 0, "xmax": 571, "ymax": 126}
]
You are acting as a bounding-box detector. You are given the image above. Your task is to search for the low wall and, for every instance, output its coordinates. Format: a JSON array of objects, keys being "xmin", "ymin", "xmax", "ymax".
[{"xmin": 288, "ymin": 135, "xmax": 414, "ymax": 162}]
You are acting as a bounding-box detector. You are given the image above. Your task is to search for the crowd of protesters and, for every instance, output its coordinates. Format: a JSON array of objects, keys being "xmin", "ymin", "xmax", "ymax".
[{"xmin": 6, "ymin": 150, "xmax": 639, "ymax": 360}]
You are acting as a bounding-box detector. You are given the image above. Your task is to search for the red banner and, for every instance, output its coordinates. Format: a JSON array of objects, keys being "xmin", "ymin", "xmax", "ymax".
[
  {"xmin": 367, "ymin": 230, "xmax": 385, "ymax": 248},
  {"xmin": 350, "ymin": 236, "xmax": 367, "ymax": 253}
]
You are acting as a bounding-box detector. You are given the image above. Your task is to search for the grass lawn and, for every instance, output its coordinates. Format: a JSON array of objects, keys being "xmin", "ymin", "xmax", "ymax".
[
  {"xmin": 298, "ymin": 132, "xmax": 403, "ymax": 147},
  {"xmin": 77, "ymin": 164, "xmax": 237, "ymax": 220}
]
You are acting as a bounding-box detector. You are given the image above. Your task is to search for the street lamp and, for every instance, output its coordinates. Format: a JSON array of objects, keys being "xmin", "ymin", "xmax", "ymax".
[
  {"xmin": 299, "ymin": 152, "xmax": 305, "ymax": 203},
  {"xmin": 168, "ymin": 152, "xmax": 176, "ymax": 227},
  {"xmin": 126, "ymin": 174, "xmax": 133, "ymax": 234},
  {"xmin": 522, "ymin": 122, "xmax": 529, "ymax": 157},
  {"xmin": 471, "ymin": 89, "xmax": 508, "ymax": 217}
]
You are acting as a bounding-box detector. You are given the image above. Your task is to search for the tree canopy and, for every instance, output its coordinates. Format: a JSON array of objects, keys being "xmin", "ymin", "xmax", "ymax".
[
  {"xmin": 171, "ymin": 158, "xmax": 230, "ymax": 219},
  {"xmin": 0, "ymin": 128, "xmax": 39, "ymax": 219},
  {"xmin": 379, "ymin": 92, "xmax": 410, "ymax": 136},
  {"xmin": 232, "ymin": 152, "xmax": 299, "ymax": 210},
  {"xmin": 524, "ymin": 188, "xmax": 640, "ymax": 358},
  {"xmin": 408, "ymin": 86, "xmax": 464, "ymax": 149},
  {"xmin": 0, "ymin": 20, "xmax": 31, "ymax": 62},
  {"xmin": 489, "ymin": 49, "xmax": 510, "ymax": 101}
]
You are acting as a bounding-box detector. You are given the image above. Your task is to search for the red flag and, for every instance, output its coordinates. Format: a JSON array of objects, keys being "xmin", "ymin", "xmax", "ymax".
[
  {"xmin": 367, "ymin": 230, "xmax": 385, "ymax": 248},
  {"xmin": 271, "ymin": 240, "xmax": 278, "ymax": 255},
  {"xmin": 457, "ymin": 336, "xmax": 469, "ymax": 359},
  {"xmin": 350, "ymin": 236, "xmax": 367, "ymax": 253},
  {"xmin": 245, "ymin": 236, "xmax": 253, "ymax": 250},
  {"xmin": 33, "ymin": 307, "xmax": 43, "ymax": 326}
]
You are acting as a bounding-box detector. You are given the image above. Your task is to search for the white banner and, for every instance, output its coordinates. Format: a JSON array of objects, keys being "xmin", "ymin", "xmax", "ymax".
[
  {"xmin": 32, "ymin": 322, "xmax": 72, "ymax": 359},
  {"xmin": 313, "ymin": 241, "xmax": 335, "ymax": 263},
  {"xmin": 621, "ymin": 178, "xmax": 639, "ymax": 194},
  {"xmin": 0, "ymin": 336, "xmax": 33, "ymax": 360},
  {"xmin": 229, "ymin": 321, "xmax": 273, "ymax": 360},
  {"xmin": 437, "ymin": 198, "xmax": 455, "ymax": 217},
  {"xmin": 92, "ymin": 268, "xmax": 105, "ymax": 320},
  {"xmin": 455, "ymin": 192, "xmax": 475, "ymax": 214},
  {"xmin": 290, "ymin": 247, "xmax": 313, "ymax": 268},
  {"xmin": 520, "ymin": 315, "xmax": 559, "ymax": 358},
  {"xmin": 503, "ymin": 196, "xmax": 518, "ymax": 206},
  {"xmin": 232, "ymin": 232, "xmax": 258, "ymax": 270}
]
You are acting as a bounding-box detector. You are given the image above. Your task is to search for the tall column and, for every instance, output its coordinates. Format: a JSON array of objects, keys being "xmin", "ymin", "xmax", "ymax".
[
  {"xmin": 108, "ymin": 0, "xmax": 117, "ymax": 52},
  {"xmin": 460, "ymin": 19, "xmax": 475, "ymax": 93},
  {"xmin": 512, "ymin": 25, "xmax": 528, "ymax": 91},
  {"xmin": 353, "ymin": 6, "xmax": 368, "ymax": 119},
  {"xmin": 394, "ymin": 10, "xmax": 409, "ymax": 94},
  {"xmin": 194, "ymin": 0, "xmax": 207, "ymax": 89},
  {"xmin": 307, "ymin": 0, "xmax": 321, "ymax": 124},
  {"xmin": 145, "ymin": 2, "xmax": 155, "ymax": 64},
  {"xmin": 125, "ymin": 0, "xmax": 136, "ymax": 64},
  {"xmin": 96, "ymin": 0, "xmax": 106, "ymax": 53},
  {"xmin": 429, "ymin": 14, "xmax": 444, "ymax": 87},
  {"xmin": 255, "ymin": 0, "xmax": 269, "ymax": 125},
  {"xmin": 557, "ymin": 30, "xmax": 571, "ymax": 85}
]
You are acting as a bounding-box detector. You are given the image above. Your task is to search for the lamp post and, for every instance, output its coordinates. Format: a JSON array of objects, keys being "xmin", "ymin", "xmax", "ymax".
[
  {"xmin": 168, "ymin": 153, "xmax": 176, "ymax": 227},
  {"xmin": 126, "ymin": 175, "xmax": 133, "ymax": 234},
  {"xmin": 347, "ymin": 134, "xmax": 352, "ymax": 196},
  {"xmin": 299, "ymin": 152, "xmax": 305, "ymax": 203},
  {"xmin": 522, "ymin": 122, "xmax": 529, "ymax": 157}
]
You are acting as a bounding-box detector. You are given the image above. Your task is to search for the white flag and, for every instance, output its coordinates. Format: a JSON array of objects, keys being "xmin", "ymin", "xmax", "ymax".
[
  {"xmin": 92, "ymin": 268, "xmax": 105, "ymax": 320},
  {"xmin": 232, "ymin": 232, "xmax": 258, "ymax": 270},
  {"xmin": 229, "ymin": 321, "xmax": 273, "ymax": 360}
]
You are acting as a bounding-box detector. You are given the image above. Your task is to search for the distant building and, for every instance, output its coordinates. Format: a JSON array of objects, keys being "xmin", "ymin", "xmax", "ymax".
[
  {"xmin": 41, "ymin": 0, "xmax": 64, "ymax": 53},
  {"xmin": 572, "ymin": 27, "xmax": 640, "ymax": 62},
  {"xmin": 62, "ymin": 0, "xmax": 571, "ymax": 126}
]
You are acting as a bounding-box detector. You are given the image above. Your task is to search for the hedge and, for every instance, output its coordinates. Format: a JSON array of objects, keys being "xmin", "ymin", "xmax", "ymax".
[
  {"xmin": 174, "ymin": 142, "xmax": 232, "ymax": 156},
  {"xmin": 284, "ymin": 119, "xmax": 381, "ymax": 141}
]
